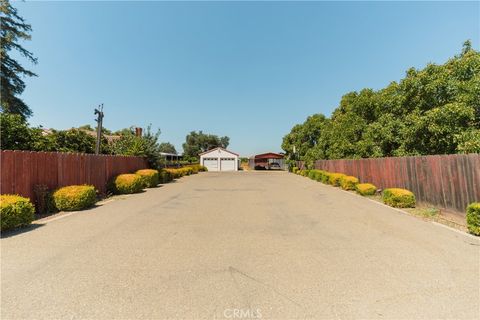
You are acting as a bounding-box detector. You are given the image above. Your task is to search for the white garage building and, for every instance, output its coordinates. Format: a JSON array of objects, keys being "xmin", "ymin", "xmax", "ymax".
[{"xmin": 199, "ymin": 147, "xmax": 239, "ymax": 172}]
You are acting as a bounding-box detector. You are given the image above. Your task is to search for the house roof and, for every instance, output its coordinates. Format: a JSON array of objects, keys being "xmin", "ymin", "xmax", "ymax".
[{"xmin": 198, "ymin": 147, "xmax": 239, "ymax": 157}]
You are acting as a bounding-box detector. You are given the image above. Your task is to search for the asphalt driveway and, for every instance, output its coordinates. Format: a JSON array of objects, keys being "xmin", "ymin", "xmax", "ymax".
[{"xmin": 1, "ymin": 171, "xmax": 479, "ymax": 319}]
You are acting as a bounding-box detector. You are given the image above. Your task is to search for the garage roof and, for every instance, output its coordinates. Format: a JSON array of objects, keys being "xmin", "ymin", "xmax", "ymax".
[{"xmin": 198, "ymin": 147, "xmax": 240, "ymax": 157}]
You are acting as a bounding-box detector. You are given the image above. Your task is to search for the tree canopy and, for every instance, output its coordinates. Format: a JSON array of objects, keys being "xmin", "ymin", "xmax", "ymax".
[
  {"xmin": 282, "ymin": 41, "xmax": 480, "ymax": 166},
  {"xmin": 158, "ymin": 142, "xmax": 177, "ymax": 154},
  {"xmin": 182, "ymin": 131, "xmax": 230, "ymax": 160},
  {"xmin": 0, "ymin": 0, "xmax": 37, "ymax": 119}
]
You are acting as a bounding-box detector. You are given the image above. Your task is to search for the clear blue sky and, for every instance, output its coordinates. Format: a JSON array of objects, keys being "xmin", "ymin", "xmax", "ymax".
[{"xmin": 15, "ymin": 1, "xmax": 479, "ymax": 156}]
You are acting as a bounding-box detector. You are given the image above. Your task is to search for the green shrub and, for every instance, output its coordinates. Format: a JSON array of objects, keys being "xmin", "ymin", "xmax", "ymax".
[
  {"xmin": 291, "ymin": 166, "xmax": 299, "ymax": 174},
  {"xmin": 356, "ymin": 183, "xmax": 377, "ymax": 196},
  {"xmin": 309, "ymin": 170, "xmax": 326, "ymax": 182},
  {"xmin": 320, "ymin": 171, "xmax": 331, "ymax": 184},
  {"xmin": 135, "ymin": 169, "xmax": 159, "ymax": 188},
  {"xmin": 53, "ymin": 185, "xmax": 97, "ymax": 211},
  {"xmin": 0, "ymin": 195, "xmax": 35, "ymax": 231},
  {"xmin": 328, "ymin": 173, "xmax": 347, "ymax": 186},
  {"xmin": 466, "ymin": 202, "xmax": 480, "ymax": 236},
  {"xmin": 111, "ymin": 174, "xmax": 144, "ymax": 194},
  {"xmin": 382, "ymin": 188, "xmax": 416, "ymax": 208},
  {"xmin": 159, "ymin": 169, "xmax": 173, "ymax": 183},
  {"xmin": 340, "ymin": 176, "xmax": 359, "ymax": 190},
  {"xmin": 300, "ymin": 169, "xmax": 311, "ymax": 177}
]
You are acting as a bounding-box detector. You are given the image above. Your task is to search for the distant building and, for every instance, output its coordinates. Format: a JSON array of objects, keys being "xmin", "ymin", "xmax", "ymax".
[
  {"xmin": 249, "ymin": 152, "xmax": 285, "ymax": 170},
  {"xmin": 199, "ymin": 147, "xmax": 239, "ymax": 172}
]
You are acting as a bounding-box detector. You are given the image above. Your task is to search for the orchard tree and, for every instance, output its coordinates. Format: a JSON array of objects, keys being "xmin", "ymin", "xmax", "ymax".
[
  {"xmin": 282, "ymin": 41, "xmax": 480, "ymax": 160},
  {"xmin": 0, "ymin": 0, "xmax": 37, "ymax": 119}
]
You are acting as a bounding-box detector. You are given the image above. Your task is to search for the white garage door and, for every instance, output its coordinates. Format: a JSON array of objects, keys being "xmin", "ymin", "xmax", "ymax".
[
  {"xmin": 203, "ymin": 158, "xmax": 218, "ymax": 171},
  {"xmin": 220, "ymin": 158, "xmax": 235, "ymax": 171}
]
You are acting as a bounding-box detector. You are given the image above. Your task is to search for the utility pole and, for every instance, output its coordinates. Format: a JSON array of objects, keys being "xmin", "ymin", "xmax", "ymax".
[{"xmin": 94, "ymin": 103, "xmax": 104, "ymax": 155}]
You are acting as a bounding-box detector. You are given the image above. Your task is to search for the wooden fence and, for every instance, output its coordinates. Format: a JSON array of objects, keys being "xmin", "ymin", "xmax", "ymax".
[
  {"xmin": 0, "ymin": 150, "xmax": 149, "ymax": 202},
  {"xmin": 298, "ymin": 154, "xmax": 480, "ymax": 213}
]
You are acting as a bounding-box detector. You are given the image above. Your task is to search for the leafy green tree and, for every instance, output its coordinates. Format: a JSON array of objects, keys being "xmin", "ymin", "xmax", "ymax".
[
  {"xmin": 0, "ymin": 112, "xmax": 35, "ymax": 149},
  {"xmin": 158, "ymin": 142, "xmax": 177, "ymax": 154},
  {"xmin": 282, "ymin": 42, "xmax": 480, "ymax": 160},
  {"xmin": 0, "ymin": 114, "xmax": 115, "ymax": 153},
  {"xmin": 52, "ymin": 129, "xmax": 97, "ymax": 153},
  {"xmin": 111, "ymin": 125, "xmax": 161, "ymax": 167},
  {"xmin": 182, "ymin": 131, "xmax": 230, "ymax": 159},
  {"xmin": 0, "ymin": 0, "xmax": 37, "ymax": 119},
  {"xmin": 455, "ymin": 129, "xmax": 480, "ymax": 154}
]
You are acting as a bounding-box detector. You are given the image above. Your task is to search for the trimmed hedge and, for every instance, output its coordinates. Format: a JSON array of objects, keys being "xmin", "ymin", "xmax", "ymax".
[
  {"xmin": 382, "ymin": 188, "xmax": 416, "ymax": 208},
  {"xmin": 165, "ymin": 168, "xmax": 185, "ymax": 179},
  {"xmin": 111, "ymin": 174, "xmax": 144, "ymax": 194},
  {"xmin": 159, "ymin": 169, "xmax": 173, "ymax": 183},
  {"xmin": 53, "ymin": 185, "xmax": 97, "ymax": 211},
  {"xmin": 466, "ymin": 202, "xmax": 480, "ymax": 236},
  {"xmin": 320, "ymin": 171, "xmax": 331, "ymax": 184},
  {"xmin": 328, "ymin": 173, "xmax": 347, "ymax": 187},
  {"xmin": 356, "ymin": 183, "xmax": 377, "ymax": 196},
  {"xmin": 340, "ymin": 176, "xmax": 359, "ymax": 190},
  {"xmin": 308, "ymin": 170, "xmax": 317, "ymax": 180},
  {"xmin": 185, "ymin": 164, "xmax": 207, "ymax": 173},
  {"xmin": 300, "ymin": 169, "xmax": 310, "ymax": 177},
  {"xmin": 0, "ymin": 195, "xmax": 35, "ymax": 231},
  {"xmin": 135, "ymin": 169, "xmax": 159, "ymax": 188}
]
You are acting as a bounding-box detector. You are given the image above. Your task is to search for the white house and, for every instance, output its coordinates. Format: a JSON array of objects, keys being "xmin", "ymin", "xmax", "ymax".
[{"xmin": 199, "ymin": 147, "xmax": 239, "ymax": 172}]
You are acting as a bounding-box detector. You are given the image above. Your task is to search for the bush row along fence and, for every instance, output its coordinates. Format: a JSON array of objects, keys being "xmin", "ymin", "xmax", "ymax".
[
  {"xmin": 1, "ymin": 150, "xmax": 149, "ymax": 203},
  {"xmin": 297, "ymin": 153, "xmax": 480, "ymax": 213}
]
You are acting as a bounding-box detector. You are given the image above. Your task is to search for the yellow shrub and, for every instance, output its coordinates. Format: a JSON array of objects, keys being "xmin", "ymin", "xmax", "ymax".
[
  {"xmin": 184, "ymin": 164, "xmax": 207, "ymax": 173},
  {"xmin": 135, "ymin": 169, "xmax": 159, "ymax": 188},
  {"xmin": 165, "ymin": 166, "xmax": 197, "ymax": 179},
  {"xmin": 1, "ymin": 195, "xmax": 35, "ymax": 231},
  {"xmin": 112, "ymin": 174, "xmax": 144, "ymax": 194},
  {"xmin": 340, "ymin": 176, "xmax": 359, "ymax": 190},
  {"xmin": 356, "ymin": 183, "xmax": 377, "ymax": 196},
  {"xmin": 328, "ymin": 173, "xmax": 347, "ymax": 186},
  {"xmin": 53, "ymin": 185, "xmax": 97, "ymax": 211},
  {"xmin": 383, "ymin": 188, "xmax": 416, "ymax": 208}
]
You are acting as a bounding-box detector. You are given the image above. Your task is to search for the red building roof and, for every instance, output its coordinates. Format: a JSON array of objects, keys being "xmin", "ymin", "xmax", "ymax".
[{"xmin": 252, "ymin": 152, "xmax": 284, "ymax": 160}]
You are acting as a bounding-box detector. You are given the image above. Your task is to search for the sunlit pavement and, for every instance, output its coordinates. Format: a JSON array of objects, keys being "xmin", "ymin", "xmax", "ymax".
[{"xmin": 2, "ymin": 171, "xmax": 479, "ymax": 319}]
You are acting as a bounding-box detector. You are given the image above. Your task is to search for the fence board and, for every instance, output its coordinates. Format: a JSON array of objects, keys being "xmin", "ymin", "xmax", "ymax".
[
  {"xmin": 308, "ymin": 153, "xmax": 480, "ymax": 213},
  {"xmin": 0, "ymin": 150, "xmax": 148, "ymax": 204}
]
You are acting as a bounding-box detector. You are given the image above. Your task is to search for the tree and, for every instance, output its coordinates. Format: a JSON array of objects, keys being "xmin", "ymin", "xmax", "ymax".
[
  {"xmin": 111, "ymin": 125, "xmax": 162, "ymax": 167},
  {"xmin": 158, "ymin": 142, "xmax": 177, "ymax": 154},
  {"xmin": 52, "ymin": 129, "xmax": 97, "ymax": 153},
  {"xmin": 281, "ymin": 114, "xmax": 328, "ymax": 167},
  {"xmin": 0, "ymin": 0, "xmax": 37, "ymax": 119},
  {"xmin": 0, "ymin": 112, "xmax": 35, "ymax": 149},
  {"xmin": 282, "ymin": 42, "xmax": 480, "ymax": 160},
  {"xmin": 182, "ymin": 131, "xmax": 230, "ymax": 159}
]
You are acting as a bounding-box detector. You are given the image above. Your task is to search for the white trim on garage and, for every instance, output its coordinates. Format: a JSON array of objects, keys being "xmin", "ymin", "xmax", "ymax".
[{"xmin": 199, "ymin": 148, "xmax": 239, "ymax": 172}]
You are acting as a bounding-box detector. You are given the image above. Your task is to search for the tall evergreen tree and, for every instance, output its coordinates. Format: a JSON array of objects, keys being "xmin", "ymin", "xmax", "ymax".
[{"xmin": 0, "ymin": 0, "xmax": 37, "ymax": 119}]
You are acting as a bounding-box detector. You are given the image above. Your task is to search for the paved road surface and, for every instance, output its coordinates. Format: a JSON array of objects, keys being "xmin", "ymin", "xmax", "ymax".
[{"xmin": 2, "ymin": 172, "xmax": 479, "ymax": 319}]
